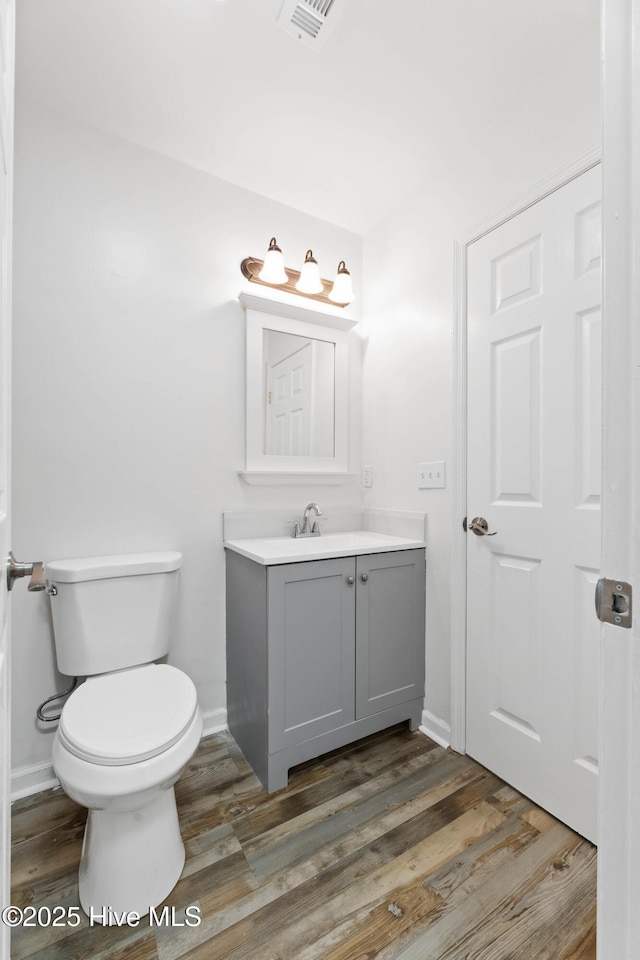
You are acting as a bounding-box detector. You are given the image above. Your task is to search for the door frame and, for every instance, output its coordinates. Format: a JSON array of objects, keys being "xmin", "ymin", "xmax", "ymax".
[
  {"xmin": 450, "ymin": 144, "xmax": 601, "ymax": 755},
  {"xmin": 0, "ymin": 1, "xmax": 15, "ymax": 953},
  {"xmin": 596, "ymin": 0, "xmax": 640, "ymax": 954}
]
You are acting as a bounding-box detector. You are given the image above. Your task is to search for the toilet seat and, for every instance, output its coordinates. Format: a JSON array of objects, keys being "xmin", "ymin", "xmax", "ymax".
[{"xmin": 58, "ymin": 664, "xmax": 198, "ymax": 766}]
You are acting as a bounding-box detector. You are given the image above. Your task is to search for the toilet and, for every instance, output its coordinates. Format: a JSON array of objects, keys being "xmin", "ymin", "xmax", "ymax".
[{"xmin": 46, "ymin": 551, "xmax": 203, "ymax": 919}]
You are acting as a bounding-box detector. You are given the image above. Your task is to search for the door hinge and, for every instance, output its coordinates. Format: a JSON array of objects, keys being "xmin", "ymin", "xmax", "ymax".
[{"xmin": 595, "ymin": 578, "xmax": 632, "ymax": 628}]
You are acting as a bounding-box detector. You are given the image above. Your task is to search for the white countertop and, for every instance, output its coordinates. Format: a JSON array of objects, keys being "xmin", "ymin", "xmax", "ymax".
[{"xmin": 223, "ymin": 530, "xmax": 426, "ymax": 565}]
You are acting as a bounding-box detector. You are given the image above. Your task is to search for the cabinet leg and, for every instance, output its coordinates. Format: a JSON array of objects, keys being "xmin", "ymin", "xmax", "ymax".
[
  {"xmin": 266, "ymin": 758, "xmax": 290, "ymax": 794},
  {"xmin": 408, "ymin": 708, "xmax": 422, "ymax": 732}
]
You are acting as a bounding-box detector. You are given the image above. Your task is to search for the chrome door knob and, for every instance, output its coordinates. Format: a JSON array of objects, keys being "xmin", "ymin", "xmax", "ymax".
[{"xmin": 468, "ymin": 517, "xmax": 498, "ymax": 537}]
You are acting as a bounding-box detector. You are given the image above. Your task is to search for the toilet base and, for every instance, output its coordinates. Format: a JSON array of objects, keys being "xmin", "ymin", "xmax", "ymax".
[{"xmin": 78, "ymin": 786, "xmax": 185, "ymax": 921}]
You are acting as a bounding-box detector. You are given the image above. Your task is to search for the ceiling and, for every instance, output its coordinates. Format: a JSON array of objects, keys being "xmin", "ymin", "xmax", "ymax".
[{"xmin": 15, "ymin": 0, "xmax": 599, "ymax": 235}]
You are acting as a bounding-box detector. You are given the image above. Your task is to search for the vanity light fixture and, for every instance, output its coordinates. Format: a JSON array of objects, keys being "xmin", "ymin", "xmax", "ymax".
[
  {"xmin": 241, "ymin": 238, "xmax": 355, "ymax": 307},
  {"xmin": 258, "ymin": 237, "xmax": 288, "ymax": 285},
  {"xmin": 329, "ymin": 260, "xmax": 355, "ymax": 304},
  {"xmin": 295, "ymin": 250, "xmax": 323, "ymax": 295}
]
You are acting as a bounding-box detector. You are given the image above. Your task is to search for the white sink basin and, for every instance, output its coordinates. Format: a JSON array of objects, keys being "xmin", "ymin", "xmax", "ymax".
[{"xmin": 224, "ymin": 530, "xmax": 425, "ymax": 565}]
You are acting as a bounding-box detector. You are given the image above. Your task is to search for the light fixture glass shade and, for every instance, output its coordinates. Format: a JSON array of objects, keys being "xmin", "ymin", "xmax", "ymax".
[
  {"xmin": 258, "ymin": 237, "xmax": 288, "ymax": 285},
  {"xmin": 296, "ymin": 249, "xmax": 323, "ymax": 294},
  {"xmin": 329, "ymin": 260, "xmax": 355, "ymax": 303}
]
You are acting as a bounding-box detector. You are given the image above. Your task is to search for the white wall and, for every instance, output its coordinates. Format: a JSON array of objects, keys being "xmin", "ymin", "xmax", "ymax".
[
  {"xmin": 362, "ymin": 28, "xmax": 601, "ymax": 742},
  {"xmin": 11, "ymin": 99, "xmax": 362, "ymax": 791}
]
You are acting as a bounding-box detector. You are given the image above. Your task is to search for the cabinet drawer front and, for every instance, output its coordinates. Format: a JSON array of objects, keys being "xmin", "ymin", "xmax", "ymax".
[
  {"xmin": 268, "ymin": 557, "xmax": 356, "ymax": 751},
  {"xmin": 355, "ymin": 549, "xmax": 426, "ymax": 718}
]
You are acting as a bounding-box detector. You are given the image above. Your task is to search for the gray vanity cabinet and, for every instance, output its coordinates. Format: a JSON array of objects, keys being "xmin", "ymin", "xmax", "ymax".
[{"xmin": 226, "ymin": 548, "xmax": 425, "ymax": 793}]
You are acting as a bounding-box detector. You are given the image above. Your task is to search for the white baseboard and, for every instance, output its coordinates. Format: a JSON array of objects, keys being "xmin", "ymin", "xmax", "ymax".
[
  {"xmin": 10, "ymin": 707, "xmax": 229, "ymax": 804},
  {"xmin": 11, "ymin": 761, "xmax": 59, "ymax": 803},
  {"xmin": 14, "ymin": 708, "xmax": 450, "ymax": 802},
  {"xmin": 420, "ymin": 708, "xmax": 451, "ymax": 750},
  {"xmin": 201, "ymin": 707, "xmax": 227, "ymax": 738}
]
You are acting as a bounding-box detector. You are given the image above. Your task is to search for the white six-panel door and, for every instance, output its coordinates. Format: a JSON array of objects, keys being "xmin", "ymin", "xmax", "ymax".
[{"xmin": 466, "ymin": 165, "xmax": 601, "ymax": 843}]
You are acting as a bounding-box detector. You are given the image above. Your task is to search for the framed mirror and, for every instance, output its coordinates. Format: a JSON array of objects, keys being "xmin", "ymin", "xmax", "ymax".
[{"xmin": 242, "ymin": 300, "xmax": 349, "ymax": 479}]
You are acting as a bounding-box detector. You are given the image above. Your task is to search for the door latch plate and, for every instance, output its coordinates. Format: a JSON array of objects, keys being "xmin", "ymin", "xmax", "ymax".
[{"xmin": 595, "ymin": 578, "xmax": 632, "ymax": 628}]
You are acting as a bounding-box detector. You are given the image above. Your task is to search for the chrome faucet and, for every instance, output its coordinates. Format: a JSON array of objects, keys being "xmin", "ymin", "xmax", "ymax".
[
  {"xmin": 290, "ymin": 503, "xmax": 324, "ymax": 538},
  {"xmin": 302, "ymin": 502, "xmax": 323, "ymax": 535}
]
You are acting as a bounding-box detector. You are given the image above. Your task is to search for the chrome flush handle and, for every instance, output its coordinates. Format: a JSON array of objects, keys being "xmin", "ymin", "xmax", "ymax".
[{"xmin": 7, "ymin": 552, "xmax": 47, "ymax": 592}]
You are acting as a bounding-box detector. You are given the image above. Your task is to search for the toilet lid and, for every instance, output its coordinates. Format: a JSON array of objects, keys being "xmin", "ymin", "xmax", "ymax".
[{"xmin": 58, "ymin": 664, "xmax": 199, "ymax": 766}]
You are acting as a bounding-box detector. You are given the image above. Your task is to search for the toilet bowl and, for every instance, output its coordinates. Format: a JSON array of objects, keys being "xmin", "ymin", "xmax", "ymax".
[
  {"xmin": 52, "ymin": 663, "xmax": 202, "ymax": 916},
  {"xmin": 46, "ymin": 552, "xmax": 203, "ymax": 919}
]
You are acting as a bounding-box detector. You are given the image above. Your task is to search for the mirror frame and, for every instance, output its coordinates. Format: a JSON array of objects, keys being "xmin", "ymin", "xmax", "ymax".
[{"xmin": 242, "ymin": 300, "xmax": 350, "ymax": 478}]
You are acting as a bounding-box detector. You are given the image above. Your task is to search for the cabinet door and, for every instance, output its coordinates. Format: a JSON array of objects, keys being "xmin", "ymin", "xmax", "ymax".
[
  {"xmin": 355, "ymin": 549, "xmax": 426, "ymax": 718},
  {"xmin": 268, "ymin": 557, "xmax": 356, "ymax": 751}
]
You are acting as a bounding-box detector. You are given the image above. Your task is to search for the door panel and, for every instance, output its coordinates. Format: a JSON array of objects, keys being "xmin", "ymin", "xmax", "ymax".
[
  {"xmin": 489, "ymin": 552, "xmax": 542, "ymax": 739},
  {"xmin": 466, "ymin": 165, "xmax": 601, "ymax": 843},
  {"xmin": 573, "ymin": 565, "xmax": 600, "ymax": 771},
  {"xmin": 575, "ymin": 307, "xmax": 602, "ymax": 506},
  {"xmin": 492, "ymin": 328, "xmax": 542, "ymax": 503}
]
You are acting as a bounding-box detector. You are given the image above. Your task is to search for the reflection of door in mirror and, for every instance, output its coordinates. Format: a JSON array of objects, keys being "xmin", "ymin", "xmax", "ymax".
[
  {"xmin": 263, "ymin": 330, "xmax": 335, "ymax": 458},
  {"xmin": 265, "ymin": 338, "xmax": 312, "ymax": 455}
]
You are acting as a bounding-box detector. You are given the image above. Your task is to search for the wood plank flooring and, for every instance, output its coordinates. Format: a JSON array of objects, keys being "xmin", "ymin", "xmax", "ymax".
[{"xmin": 10, "ymin": 725, "xmax": 596, "ymax": 959}]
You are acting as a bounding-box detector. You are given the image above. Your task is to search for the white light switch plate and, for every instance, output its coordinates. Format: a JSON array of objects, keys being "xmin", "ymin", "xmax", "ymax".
[{"xmin": 418, "ymin": 461, "xmax": 446, "ymax": 489}]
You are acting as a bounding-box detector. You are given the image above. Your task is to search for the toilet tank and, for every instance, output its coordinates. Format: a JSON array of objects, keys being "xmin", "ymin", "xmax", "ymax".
[{"xmin": 45, "ymin": 552, "xmax": 183, "ymax": 677}]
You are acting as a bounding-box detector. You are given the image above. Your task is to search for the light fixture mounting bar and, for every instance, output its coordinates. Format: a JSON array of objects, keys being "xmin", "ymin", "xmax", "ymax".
[{"xmin": 241, "ymin": 257, "xmax": 349, "ymax": 308}]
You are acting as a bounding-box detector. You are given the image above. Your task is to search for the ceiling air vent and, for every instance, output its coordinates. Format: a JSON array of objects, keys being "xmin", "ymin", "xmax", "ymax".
[{"xmin": 277, "ymin": 0, "xmax": 346, "ymax": 52}]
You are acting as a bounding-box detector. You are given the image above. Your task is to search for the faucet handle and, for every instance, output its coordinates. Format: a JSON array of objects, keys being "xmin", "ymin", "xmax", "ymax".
[
  {"xmin": 287, "ymin": 520, "xmax": 302, "ymax": 538},
  {"xmin": 311, "ymin": 517, "xmax": 327, "ymax": 534}
]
